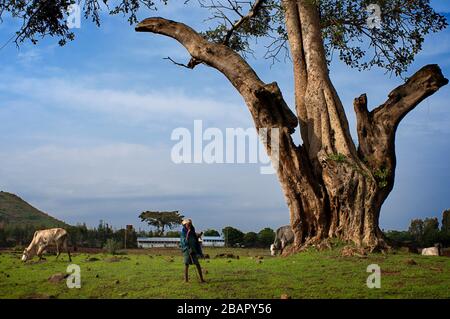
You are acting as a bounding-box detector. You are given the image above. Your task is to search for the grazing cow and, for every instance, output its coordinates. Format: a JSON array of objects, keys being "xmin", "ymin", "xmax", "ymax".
[
  {"xmin": 271, "ymin": 225, "xmax": 294, "ymax": 256},
  {"xmin": 421, "ymin": 246, "xmax": 441, "ymax": 256},
  {"xmin": 22, "ymin": 228, "xmax": 72, "ymax": 262},
  {"xmin": 270, "ymin": 244, "xmax": 276, "ymax": 256}
]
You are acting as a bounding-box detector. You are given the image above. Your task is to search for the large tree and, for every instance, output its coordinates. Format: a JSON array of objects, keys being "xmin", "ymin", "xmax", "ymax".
[
  {"xmin": 134, "ymin": 0, "xmax": 448, "ymax": 252},
  {"xmin": 2, "ymin": 0, "xmax": 448, "ymax": 252}
]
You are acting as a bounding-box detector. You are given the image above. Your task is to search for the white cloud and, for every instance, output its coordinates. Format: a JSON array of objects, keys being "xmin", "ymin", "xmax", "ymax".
[
  {"xmin": 17, "ymin": 49, "xmax": 42, "ymax": 64},
  {"xmin": 0, "ymin": 143, "xmax": 198, "ymax": 199},
  {"xmin": 0, "ymin": 67, "xmax": 288, "ymax": 229},
  {"xmin": 0, "ymin": 142, "xmax": 288, "ymax": 229},
  {"xmin": 0, "ymin": 72, "xmax": 251, "ymax": 129}
]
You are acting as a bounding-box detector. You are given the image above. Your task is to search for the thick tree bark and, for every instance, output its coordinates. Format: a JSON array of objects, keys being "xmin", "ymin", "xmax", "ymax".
[
  {"xmin": 282, "ymin": 0, "xmax": 380, "ymax": 249},
  {"xmin": 136, "ymin": 3, "xmax": 448, "ymax": 252}
]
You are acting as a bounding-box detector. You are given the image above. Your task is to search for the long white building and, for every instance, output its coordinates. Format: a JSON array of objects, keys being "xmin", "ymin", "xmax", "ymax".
[
  {"xmin": 137, "ymin": 236, "xmax": 225, "ymax": 248},
  {"xmin": 201, "ymin": 236, "xmax": 225, "ymax": 247}
]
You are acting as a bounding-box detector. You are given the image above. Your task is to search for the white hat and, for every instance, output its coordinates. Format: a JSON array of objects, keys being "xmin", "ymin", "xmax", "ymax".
[{"xmin": 181, "ymin": 218, "xmax": 192, "ymax": 225}]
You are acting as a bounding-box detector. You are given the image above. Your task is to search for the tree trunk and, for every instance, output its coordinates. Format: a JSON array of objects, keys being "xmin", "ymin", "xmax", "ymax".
[
  {"xmin": 280, "ymin": 0, "xmax": 388, "ymax": 250},
  {"xmin": 135, "ymin": 1, "xmax": 448, "ymax": 252}
]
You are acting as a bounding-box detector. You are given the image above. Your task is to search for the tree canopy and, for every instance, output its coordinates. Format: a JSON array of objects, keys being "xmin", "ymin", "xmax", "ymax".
[
  {"xmin": 1, "ymin": 0, "xmax": 446, "ymax": 75},
  {"xmin": 407, "ymin": 215, "xmax": 447, "ymax": 247},
  {"xmin": 139, "ymin": 210, "xmax": 184, "ymax": 236},
  {"xmin": 203, "ymin": 229, "xmax": 220, "ymax": 236},
  {"xmin": 0, "ymin": 0, "xmax": 164, "ymax": 46},
  {"xmin": 222, "ymin": 226, "xmax": 244, "ymax": 247},
  {"xmin": 243, "ymin": 231, "xmax": 258, "ymax": 247},
  {"xmin": 257, "ymin": 227, "xmax": 275, "ymax": 246}
]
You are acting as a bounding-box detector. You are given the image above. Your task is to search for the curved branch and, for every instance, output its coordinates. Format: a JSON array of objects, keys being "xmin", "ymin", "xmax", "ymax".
[
  {"xmin": 136, "ymin": 17, "xmax": 262, "ymax": 93},
  {"xmin": 135, "ymin": 17, "xmax": 298, "ymax": 131},
  {"xmin": 354, "ymin": 64, "xmax": 448, "ymax": 205},
  {"xmin": 355, "ymin": 64, "xmax": 448, "ymax": 165},
  {"xmin": 372, "ymin": 64, "xmax": 448, "ymax": 128}
]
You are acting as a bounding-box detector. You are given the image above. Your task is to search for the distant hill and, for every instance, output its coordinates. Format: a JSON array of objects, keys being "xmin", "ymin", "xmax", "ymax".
[{"xmin": 0, "ymin": 191, "xmax": 69, "ymax": 228}]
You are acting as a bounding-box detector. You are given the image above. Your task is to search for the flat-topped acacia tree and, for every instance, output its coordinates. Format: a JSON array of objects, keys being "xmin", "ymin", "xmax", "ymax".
[
  {"xmin": 139, "ymin": 210, "xmax": 184, "ymax": 236},
  {"xmin": 2, "ymin": 0, "xmax": 448, "ymax": 251}
]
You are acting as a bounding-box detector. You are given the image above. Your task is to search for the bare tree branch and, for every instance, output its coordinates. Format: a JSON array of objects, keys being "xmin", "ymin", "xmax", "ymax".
[
  {"xmin": 136, "ymin": 17, "xmax": 262, "ymax": 93},
  {"xmin": 135, "ymin": 16, "xmax": 298, "ymax": 131},
  {"xmin": 163, "ymin": 56, "xmax": 202, "ymax": 69},
  {"xmin": 223, "ymin": 0, "xmax": 265, "ymax": 46}
]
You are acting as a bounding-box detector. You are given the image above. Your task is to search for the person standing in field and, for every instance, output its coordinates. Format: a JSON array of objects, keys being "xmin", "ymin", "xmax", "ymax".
[{"xmin": 180, "ymin": 218, "xmax": 206, "ymax": 283}]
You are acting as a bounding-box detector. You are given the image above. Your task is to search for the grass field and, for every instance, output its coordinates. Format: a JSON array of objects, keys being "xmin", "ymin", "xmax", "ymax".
[{"xmin": 0, "ymin": 247, "xmax": 449, "ymax": 299}]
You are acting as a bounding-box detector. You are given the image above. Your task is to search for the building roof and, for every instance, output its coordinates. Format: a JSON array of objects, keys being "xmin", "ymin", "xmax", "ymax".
[
  {"xmin": 137, "ymin": 236, "xmax": 224, "ymax": 242},
  {"xmin": 137, "ymin": 237, "xmax": 180, "ymax": 242},
  {"xmin": 202, "ymin": 236, "xmax": 225, "ymax": 241}
]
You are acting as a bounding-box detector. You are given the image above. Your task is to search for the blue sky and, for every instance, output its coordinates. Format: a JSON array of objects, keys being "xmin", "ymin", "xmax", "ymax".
[{"xmin": 0, "ymin": 1, "xmax": 449, "ymax": 232}]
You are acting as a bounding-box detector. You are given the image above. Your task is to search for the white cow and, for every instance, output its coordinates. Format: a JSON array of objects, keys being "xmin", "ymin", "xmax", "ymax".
[
  {"xmin": 270, "ymin": 244, "xmax": 276, "ymax": 256},
  {"xmin": 22, "ymin": 228, "xmax": 72, "ymax": 262},
  {"xmin": 421, "ymin": 247, "xmax": 441, "ymax": 256}
]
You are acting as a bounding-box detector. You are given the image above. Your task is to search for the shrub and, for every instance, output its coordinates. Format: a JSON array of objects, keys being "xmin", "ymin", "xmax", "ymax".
[
  {"xmin": 328, "ymin": 153, "xmax": 346, "ymax": 163},
  {"xmin": 104, "ymin": 239, "xmax": 122, "ymax": 255},
  {"xmin": 374, "ymin": 167, "xmax": 389, "ymax": 188}
]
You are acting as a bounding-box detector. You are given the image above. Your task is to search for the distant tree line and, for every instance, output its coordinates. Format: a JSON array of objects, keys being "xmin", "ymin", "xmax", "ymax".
[
  {"xmin": 221, "ymin": 226, "xmax": 275, "ymax": 248},
  {"xmin": 3, "ymin": 209, "xmax": 447, "ymax": 249},
  {"xmin": 0, "ymin": 220, "xmax": 138, "ymax": 249},
  {"xmin": 0, "ymin": 223, "xmax": 37, "ymax": 247},
  {"xmin": 137, "ymin": 210, "xmax": 275, "ymax": 247},
  {"xmin": 68, "ymin": 221, "xmax": 138, "ymax": 249},
  {"xmin": 384, "ymin": 210, "xmax": 450, "ymax": 247},
  {"xmin": 135, "ymin": 226, "xmax": 276, "ymax": 248}
]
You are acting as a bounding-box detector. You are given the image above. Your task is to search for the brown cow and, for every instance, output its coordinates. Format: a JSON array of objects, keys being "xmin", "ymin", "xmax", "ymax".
[{"xmin": 22, "ymin": 228, "xmax": 72, "ymax": 262}]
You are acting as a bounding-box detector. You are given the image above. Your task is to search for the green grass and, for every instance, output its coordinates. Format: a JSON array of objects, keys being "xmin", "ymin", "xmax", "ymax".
[{"xmin": 0, "ymin": 247, "xmax": 448, "ymax": 299}]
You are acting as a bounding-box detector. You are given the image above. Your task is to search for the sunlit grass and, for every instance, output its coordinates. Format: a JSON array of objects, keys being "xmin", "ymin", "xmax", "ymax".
[{"xmin": 0, "ymin": 247, "xmax": 448, "ymax": 299}]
